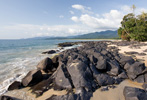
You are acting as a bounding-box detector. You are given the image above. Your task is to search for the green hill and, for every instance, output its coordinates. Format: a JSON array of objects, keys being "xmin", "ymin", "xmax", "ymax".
[{"xmin": 72, "ymin": 30, "xmax": 118, "ymax": 39}]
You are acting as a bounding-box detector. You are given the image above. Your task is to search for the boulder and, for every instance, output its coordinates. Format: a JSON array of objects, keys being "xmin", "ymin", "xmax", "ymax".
[
  {"xmin": 126, "ymin": 62, "xmax": 146, "ymax": 79},
  {"xmin": 96, "ymin": 56, "xmax": 107, "ymax": 70},
  {"xmin": 107, "ymin": 60, "xmax": 121, "ymax": 76},
  {"xmin": 8, "ymin": 81, "xmax": 22, "ymax": 91},
  {"xmin": 22, "ymin": 69, "xmax": 43, "ymax": 86},
  {"xmin": 118, "ymin": 71, "xmax": 128, "ymax": 79},
  {"xmin": 42, "ymin": 50, "xmax": 56, "ymax": 54},
  {"xmin": 119, "ymin": 56, "xmax": 135, "ymax": 66},
  {"xmin": 36, "ymin": 57, "xmax": 54, "ymax": 72},
  {"xmin": 95, "ymin": 73, "xmax": 115, "ymax": 86},
  {"xmin": 54, "ymin": 62, "xmax": 73, "ymax": 90},
  {"xmin": 67, "ymin": 60, "xmax": 93, "ymax": 91},
  {"xmin": 134, "ymin": 75, "xmax": 145, "ymax": 83},
  {"xmin": 123, "ymin": 86, "xmax": 147, "ymax": 100}
]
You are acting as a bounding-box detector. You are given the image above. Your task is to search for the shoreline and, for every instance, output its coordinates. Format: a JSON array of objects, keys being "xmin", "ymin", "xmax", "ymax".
[{"xmin": 1, "ymin": 40, "xmax": 147, "ymax": 100}]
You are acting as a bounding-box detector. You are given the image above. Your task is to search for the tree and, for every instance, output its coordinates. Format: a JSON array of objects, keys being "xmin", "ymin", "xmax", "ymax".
[{"xmin": 118, "ymin": 12, "xmax": 147, "ymax": 41}]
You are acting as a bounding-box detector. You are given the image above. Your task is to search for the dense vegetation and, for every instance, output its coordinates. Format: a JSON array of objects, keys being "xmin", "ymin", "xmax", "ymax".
[{"xmin": 118, "ymin": 8, "xmax": 147, "ymax": 41}]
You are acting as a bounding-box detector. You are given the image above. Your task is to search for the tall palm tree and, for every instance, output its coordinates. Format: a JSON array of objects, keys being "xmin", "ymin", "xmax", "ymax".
[{"xmin": 131, "ymin": 5, "xmax": 136, "ymax": 15}]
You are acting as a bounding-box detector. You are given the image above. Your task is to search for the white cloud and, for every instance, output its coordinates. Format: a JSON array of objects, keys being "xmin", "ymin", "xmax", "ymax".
[
  {"xmin": 59, "ymin": 15, "xmax": 64, "ymax": 18},
  {"xmin": 71, "ymin": 16, "xmax": 79, "ymax": 22},
  {"xmin": 72, "ymin": 4, "xmax": 93, "ymax": 14},
  {"xmin": 71, "ymin": 9, "xmax": 123, "ymax": 30},
  {"xmin": 69, "ymin": 11, "xmax": 74, "ymax": 14},
  {"xmin": 72, "ymin": 4, "xmax": 85, "ymax": 11}
]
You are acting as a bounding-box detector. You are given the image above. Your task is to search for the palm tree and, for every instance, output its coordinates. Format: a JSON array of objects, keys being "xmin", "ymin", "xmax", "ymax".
[
  {"xmin": 131, "ymin": 5, "xmax": 136, "ymax": 15},
  {"xmin": 131, "ymin": 4, "xmax": 138, "ymax": 34}
]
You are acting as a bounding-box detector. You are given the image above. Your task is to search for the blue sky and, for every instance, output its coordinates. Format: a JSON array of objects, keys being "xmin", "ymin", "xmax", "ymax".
[{"xmin": 0, "ymin": 0, "xmax": 147, "ymax": 39}]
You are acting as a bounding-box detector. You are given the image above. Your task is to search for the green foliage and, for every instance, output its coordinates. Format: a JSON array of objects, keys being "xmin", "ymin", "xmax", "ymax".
[{"xmin": 118, "ymin": 12, "xmax": 147, "ymax": 41}]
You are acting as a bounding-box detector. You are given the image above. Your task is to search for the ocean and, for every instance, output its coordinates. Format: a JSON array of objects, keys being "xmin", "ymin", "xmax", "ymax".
[{"xmin": 0, "ymin": 39, "xmax": 85, "ymax": 95}]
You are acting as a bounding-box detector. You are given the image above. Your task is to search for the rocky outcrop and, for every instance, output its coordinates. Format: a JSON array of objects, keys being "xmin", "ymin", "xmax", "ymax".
[{"xmin": 7, "ymin": 41, "xmax": 147, "ymax": 100}]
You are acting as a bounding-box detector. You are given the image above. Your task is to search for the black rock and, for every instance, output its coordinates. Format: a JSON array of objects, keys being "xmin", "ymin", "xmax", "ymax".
[
  {"xmin": 42, "ymin": 50, "xmax": 56, "ymax": 54},
  {"xmin": 36, "ymin": 57, "xmax": 54, "ymax": 72},
  {"xmin": 134, "ymin": 75, "xmax": 145, "ymax": 83},
  {"xmin": 118, "ymin": 71, "xmax": 128, "ymax": 79},
  {"xmin": 123, "ymin": 86, "xmax": 147, "ymax": 100},
  {"xmin": 107, "ymin": 60, "xmax": 121, "ymax": 76},
  {"xmin": 54, "ymin": 62, "xmax": 73, "ymax": 90},
  {"xmin": 119, "ymin": 56, "xmax": 135, "ymax": 66},
  {"xmin": 67, "ymin": 60, "xmax": 93, "ymax": 91},
  {"xmin": 8, "ymin": 81, "xmax": 22, "ymax": 91},
  {"xmin": 22, "ymin": 69, "xmax": 43, "ymax": 87},
  {"xmin": 126, "ymin": 62, "xmax": 146, "ymax": 79},
  {"xmin": 96, "ymin": 56, "xmax": 107, "ymax": 70},
  {"xmin": 95, "ymin": 73, "xmax": 115, "ymax": 86}
]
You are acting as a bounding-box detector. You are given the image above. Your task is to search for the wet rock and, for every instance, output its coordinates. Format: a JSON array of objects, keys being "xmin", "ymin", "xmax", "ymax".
[
  {"xmin": 42, "ymin": 50, "xmax": 56, "ymax": 54},
  {"xmin": 8, "ymin": 81, "xmax": 22, "ymax": 91},
  {"xmin": 123, "ymin": 86, "xmax": 147, "ymax": 100},
  {"xmin": 126, "ymin": 62, "xmax": 146, "ymax": 79},
  {"xmin": 58, "ymin": 42, "xmax": 76, "ymax": 47},
  {"xmin": 22, "ymin": 69, "xmax": 43, "ymax": 87},
  {"xmin": 36, "ymin": 57, "xmax": 54, "ymax": 72}
]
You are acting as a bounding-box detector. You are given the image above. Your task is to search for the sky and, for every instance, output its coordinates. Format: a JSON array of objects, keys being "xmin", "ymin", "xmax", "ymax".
[{"xmin": 0, "ymin": 0, "xmax": 147, "ymax": 39}]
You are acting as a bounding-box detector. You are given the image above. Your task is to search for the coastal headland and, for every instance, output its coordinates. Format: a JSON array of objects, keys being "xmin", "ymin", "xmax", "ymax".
[{"xmin": 1, "ymin": 40, "xmax": 147, "ymax": 100}]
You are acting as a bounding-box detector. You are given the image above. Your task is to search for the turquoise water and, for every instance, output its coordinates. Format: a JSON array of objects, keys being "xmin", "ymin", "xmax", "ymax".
[{"xmin": 0, "ymin": 39, "xmax": 85, "ymax": 95}]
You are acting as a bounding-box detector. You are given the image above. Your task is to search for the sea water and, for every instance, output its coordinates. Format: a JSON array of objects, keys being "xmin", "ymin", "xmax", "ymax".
[{"xmin": 0, "ymin": 39, "xmax": 85, "ymax": 95}]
